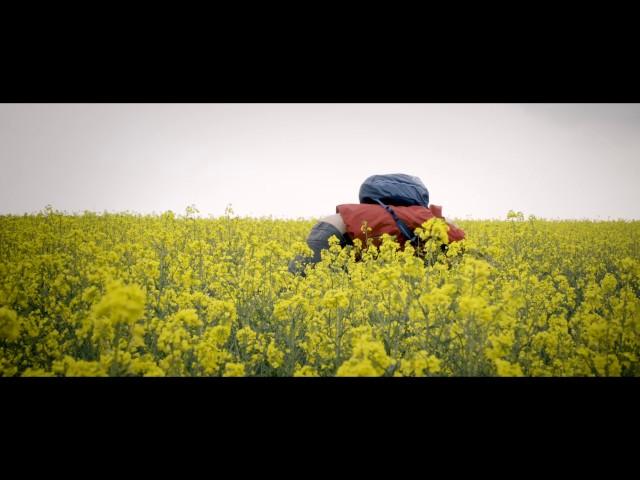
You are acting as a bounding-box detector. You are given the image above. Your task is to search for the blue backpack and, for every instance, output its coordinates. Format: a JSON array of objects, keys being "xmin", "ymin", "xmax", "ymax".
[{"xmin": 358, "ymin": 174, "xmax": 430, "ymax": 246}]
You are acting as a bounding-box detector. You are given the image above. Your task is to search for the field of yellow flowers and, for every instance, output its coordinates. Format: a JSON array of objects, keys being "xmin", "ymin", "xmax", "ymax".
[{"xmin": 1, "ymin": 206, "xmax": 638, "ymax": 377}]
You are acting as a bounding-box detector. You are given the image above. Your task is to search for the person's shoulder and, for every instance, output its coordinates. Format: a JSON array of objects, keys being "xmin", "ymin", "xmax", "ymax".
[{"xmin": 319, "ymin": 213, "xmax": 346, "ymax": 233}]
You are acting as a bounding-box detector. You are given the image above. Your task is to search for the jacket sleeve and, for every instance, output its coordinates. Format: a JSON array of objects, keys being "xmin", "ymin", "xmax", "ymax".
[
  {"xmin": 288, "ymin": 221, "xmax": 350, "ymax": 276},
  {"xmin": 446, "ymin": 221, "xmax": 465, "ymax": 242}
]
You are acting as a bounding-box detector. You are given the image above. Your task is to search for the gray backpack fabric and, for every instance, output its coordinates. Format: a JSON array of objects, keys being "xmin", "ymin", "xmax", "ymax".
[{"xmin": 358, "ymin": 174, "xmax": 430, "ymax": 207}]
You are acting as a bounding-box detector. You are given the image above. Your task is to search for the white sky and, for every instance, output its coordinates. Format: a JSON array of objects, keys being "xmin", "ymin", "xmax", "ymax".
[{"xmin": 1, "ymin": 103, "xmax": 639, "ymax": 220}]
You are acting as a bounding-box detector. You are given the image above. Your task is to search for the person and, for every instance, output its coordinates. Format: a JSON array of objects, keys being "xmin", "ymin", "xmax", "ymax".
[
  {"xmin": 288, "ymin": 214, "xmax": 353, "ymax": 276},
  {"xmin": 288, "ymin": 174, "xmax": 465, "ymax": 276}
]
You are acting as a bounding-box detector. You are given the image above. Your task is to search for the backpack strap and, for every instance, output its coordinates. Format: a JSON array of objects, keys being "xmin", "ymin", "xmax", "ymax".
[{"xmin": 374, "ymin": 199, "xmax": 419, "ymax": 247}]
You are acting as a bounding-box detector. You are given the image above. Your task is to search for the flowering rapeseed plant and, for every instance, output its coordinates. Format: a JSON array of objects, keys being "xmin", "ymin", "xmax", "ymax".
[{"xmin": 0, "ymin": 206, "xmax": 638, "ymax": 376}]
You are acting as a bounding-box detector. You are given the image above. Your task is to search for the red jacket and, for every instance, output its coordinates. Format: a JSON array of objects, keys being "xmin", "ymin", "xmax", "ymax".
[{"xmin": 336, "ymin": 204, "xmax": 465, "ymax": 247}]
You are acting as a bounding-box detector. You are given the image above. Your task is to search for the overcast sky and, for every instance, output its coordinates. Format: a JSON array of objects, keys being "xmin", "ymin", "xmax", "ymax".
[{"xmin": 1, "ymin": 103, "xmax": 639, "ymax": 220}]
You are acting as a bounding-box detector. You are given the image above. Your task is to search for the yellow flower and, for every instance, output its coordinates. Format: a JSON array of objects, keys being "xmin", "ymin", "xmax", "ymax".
[
  {"xmin": 223, "ymin": 362, "xmax": 245, "ymax": 377},
  {"xmin": 493, "ymin": 359, "xmax": 524, "ymax": 377},
  {"xmin": 0, "ymin": 307, "xmax": 21, "ymax": 341},
  {"xmin": 293, "ymin": 365, "xmax": 319, "ymax": 377},
  {"xmin": 1, "ymin": 208, "xmax": 639, "ymax": 377},
  {"xmin": 337, "ymin": 332, "xmax": 393, "ymax": 377},
  {"xmin": 92, "ymin": 282, "xmax": 146, "ymax": 326},
  {"xmin": 267, "ymin": 340, "xmax": 285, "ymax": 369}
]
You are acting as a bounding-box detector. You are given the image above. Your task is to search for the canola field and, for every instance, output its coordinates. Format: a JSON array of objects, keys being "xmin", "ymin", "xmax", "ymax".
[{"xmin": 1, "ymin": 206, "xmax": 639, "ymax": 377}]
